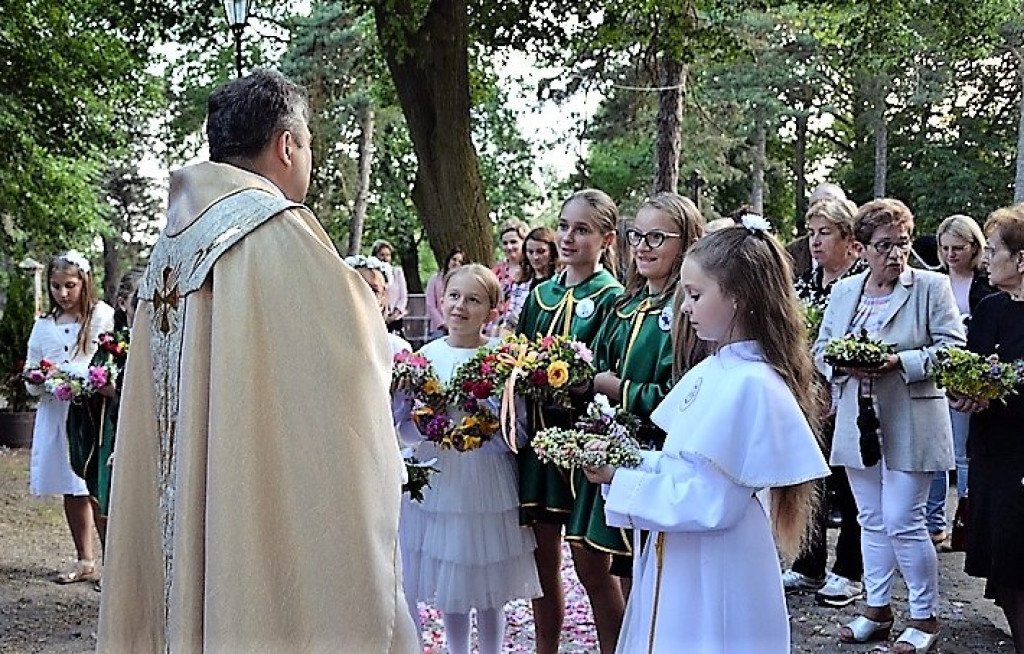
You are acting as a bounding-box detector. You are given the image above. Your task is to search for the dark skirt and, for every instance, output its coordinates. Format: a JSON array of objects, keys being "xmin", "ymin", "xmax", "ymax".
[{"xmin": 964, "ymin": 450, "xmax": 1024, "ymax": 590}]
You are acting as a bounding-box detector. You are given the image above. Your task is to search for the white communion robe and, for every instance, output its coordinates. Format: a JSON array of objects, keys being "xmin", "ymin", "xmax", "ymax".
[{"xmin": 604, "ymin": 340, "xmax": 829, "ymax": 654}]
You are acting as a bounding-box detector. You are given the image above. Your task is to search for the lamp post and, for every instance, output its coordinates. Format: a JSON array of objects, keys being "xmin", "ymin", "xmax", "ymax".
[
  {"xmin": 686, "ymin": 169, "xmax": 705, "ymax": 206},
  {"xmin": 222, "ymin": 0, "xmax": 253, "ymax": 78}
]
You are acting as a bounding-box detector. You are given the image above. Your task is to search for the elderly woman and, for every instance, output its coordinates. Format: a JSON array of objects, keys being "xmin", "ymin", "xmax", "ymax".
[
  {"xmin": 926, "ymin": 215, "xmax": 995, "ymax": 549},
  {"xmin": 784, "ymin": 198, "xmax": 867, "ymax": 607},
  {"xmin": 951, "ymin": 206, "xmax": 1024, "ymax": 653},
  {"xmin": 814, "ymin": 199, "xmax": 966, "ymax": 653}
]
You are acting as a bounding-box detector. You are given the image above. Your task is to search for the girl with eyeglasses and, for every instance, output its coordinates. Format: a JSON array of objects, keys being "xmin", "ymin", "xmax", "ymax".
[{"xmin": 581, "ymin": 193, "xmax": 708, "ymax": 592}]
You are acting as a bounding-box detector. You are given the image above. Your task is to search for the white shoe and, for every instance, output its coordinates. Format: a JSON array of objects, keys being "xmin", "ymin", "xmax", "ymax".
[
  {"xmin": 781, "ymin": 569, "xmax": 824, "ymax": 594},
  {"xmin": 815, "ymin": 572, "xmax": 864, "ymax": 607}
]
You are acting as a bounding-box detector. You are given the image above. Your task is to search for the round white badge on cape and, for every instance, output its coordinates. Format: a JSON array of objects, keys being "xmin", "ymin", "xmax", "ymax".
[
  {"xmin": 576, "ymin": 298, "xmax": 595, "ymax": 319},
  {"xmin": 658, "ymin": 305, "xmax": 673, "ymax": 332}
]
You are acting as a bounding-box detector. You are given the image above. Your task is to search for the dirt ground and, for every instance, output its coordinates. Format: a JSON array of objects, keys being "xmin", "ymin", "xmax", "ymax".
[{"xmin": 0, "ymin": 445, "xmax": 1015, "ymax": 653}]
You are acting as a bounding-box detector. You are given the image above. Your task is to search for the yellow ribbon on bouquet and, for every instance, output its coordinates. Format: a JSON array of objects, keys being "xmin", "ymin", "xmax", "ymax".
[{"xmin": 496, "ymin": 338, "xmax": 537, "ymax": 453}]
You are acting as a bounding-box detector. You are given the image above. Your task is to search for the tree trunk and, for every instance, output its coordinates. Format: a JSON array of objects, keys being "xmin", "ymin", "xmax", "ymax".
[
  {"xmin": 793, "ymin": 113, "xmax": 808, "ymax": 235},
  {"xmin": 872, "ymin": 79, "xmax": 888, "ymax": 199},
  {"xmin": 373, "ymin": 0, "xmax": 493, "ymax": 267},
  {"xmin": 653, "ymin": 59, "xmax": 685, "ymax": 194},
  {"xmin": 101, "ymin": 234, "xmax": 119, "ymax": 304},
  {"xmin": 1015, "ymin": 49, "xmax": 1024, "ymax": 203},
  {"xmin": 347, "ymin": 105, "xmax": 375, "ymax": 257},
  {"xmin": 749, "ymin": 121, "xmax": 766, "ymax": 215}
]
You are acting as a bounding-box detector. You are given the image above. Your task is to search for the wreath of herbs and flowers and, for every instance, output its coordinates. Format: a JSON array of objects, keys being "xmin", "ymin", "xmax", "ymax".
[
  {"xmin": 824, "ymin": 329, "xmax": 897, "ymax": 369},
  {"xmin": 393, "ymin": 350, "xmax": 502, "ymax": 453},
  {"xmin": 21, "ymin": 329, "xmax": 131, "ymax": 402},
  {"xmin": 930, "ymin": 347, "xmax": 1024, "ymax": 403},
  {"xmin": 533, "ymin": 395, "xmax": 644, "ymax": 469}
]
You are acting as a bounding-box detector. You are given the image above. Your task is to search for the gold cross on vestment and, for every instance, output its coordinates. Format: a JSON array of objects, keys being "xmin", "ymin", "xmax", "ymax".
[{"xmin": 152, "ymin": 266, "xmax": 181, "ymax": 334}]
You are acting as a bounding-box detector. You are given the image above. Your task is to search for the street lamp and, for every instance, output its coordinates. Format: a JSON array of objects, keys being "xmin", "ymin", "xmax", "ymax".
[{"xmin": 222, "ymin": 0, "xmax": 253, "ymax": 78}]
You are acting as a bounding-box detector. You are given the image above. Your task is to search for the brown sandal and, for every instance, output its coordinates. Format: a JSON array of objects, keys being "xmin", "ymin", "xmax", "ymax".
[{"xmin": 56, "ymin": 559, "xmax": 100, "ymax": 584}]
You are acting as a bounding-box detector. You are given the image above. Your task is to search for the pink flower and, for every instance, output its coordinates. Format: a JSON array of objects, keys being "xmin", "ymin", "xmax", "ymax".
[
  {"xmin": 571, "ymin": 341, "xmax": 594, "ymax": 364},
  {"xmin": 540, "ymin": 335, "xmax": 556, "ymax": 349},
  {"xmin": 54, "ymin": 384, "xmax": 73, "ymax": 401},
  {"xmin": 88, "ymin": 366, "xmax": 109, "ymax": 388},
  {"xmin": 480, "ymin": 362, "xmax": 494, "ymax": 375}
]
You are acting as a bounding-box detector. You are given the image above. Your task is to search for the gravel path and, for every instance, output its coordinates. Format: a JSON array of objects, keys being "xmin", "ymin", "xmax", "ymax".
[{"xmin": 0, "ymin": 446, "xmax": 1014, "ymax": 653}]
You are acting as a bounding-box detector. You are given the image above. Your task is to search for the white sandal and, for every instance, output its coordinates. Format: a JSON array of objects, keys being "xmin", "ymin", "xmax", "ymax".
[
  {"xmin": 55, "ymin": 559, "xmax": 100, "ymax": 584},
  {"xmin": 838, "ymin": 615, "xmax": 893, "ymax": 643},
  {"xmin": 894, "ymin": 626, "xmax": 940, "ymax": 653}
]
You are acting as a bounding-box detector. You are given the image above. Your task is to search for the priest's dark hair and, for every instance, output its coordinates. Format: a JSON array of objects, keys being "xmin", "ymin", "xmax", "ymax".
[
  {"xmin": 206, "ymin": 68, "xmax": 309, "ymax": 163},
  {"xmin": 683, "ymin": 225, "xmax": 825, "ymax": 561}
]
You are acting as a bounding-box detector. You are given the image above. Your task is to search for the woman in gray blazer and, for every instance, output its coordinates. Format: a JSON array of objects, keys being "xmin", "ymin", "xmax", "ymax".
[{"xmin": 813, "ymin": 199, "xmax": 966, "ymax": 653}]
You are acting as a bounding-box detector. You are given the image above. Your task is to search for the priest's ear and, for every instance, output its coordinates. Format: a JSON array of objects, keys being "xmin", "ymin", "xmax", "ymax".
[{"xmin": 273, "ymin": 130, "xmax": 296, "ymax": 166}]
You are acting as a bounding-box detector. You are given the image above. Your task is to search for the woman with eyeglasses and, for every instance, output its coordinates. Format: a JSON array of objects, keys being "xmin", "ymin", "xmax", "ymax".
[
  {"xmin": 951, "ymin": 205, "xmax": 1024, "ymax": 654},
  {"xmin": 925, "ymin": 215, "xmax": 996, "ymax": 550},
  {"xmin": 578, "ymin": 193, "xmax": 707, "ymax": 591},
  {"xmin": 813, "ymin": 199, "xmax": 966, "ymax": 653}
]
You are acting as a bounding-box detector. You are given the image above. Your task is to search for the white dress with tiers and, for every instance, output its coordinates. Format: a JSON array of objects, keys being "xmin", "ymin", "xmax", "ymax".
[
  {"xmin": 26, "ymin": 304, "xmax": 115, "ymax": 497},
  {"xmin": 399, "ymin": 337, "xmax": 541, "ymax": 614},
  {"xmin": 604, "ymin": 340, "xmax": 830, "ymax": 653}
]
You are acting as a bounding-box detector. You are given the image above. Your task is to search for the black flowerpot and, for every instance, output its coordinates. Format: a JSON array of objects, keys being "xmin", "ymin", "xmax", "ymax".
[{"xmin": 0, "ymin": 410, "xmax": 35, "ymax": 448}]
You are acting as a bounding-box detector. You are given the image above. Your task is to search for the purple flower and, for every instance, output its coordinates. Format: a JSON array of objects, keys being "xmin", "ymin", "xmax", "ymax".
[
  {"xmin": 425, "ymin": 414, "xmax": 451, "ymax": 442},
  {"xmin": 54, "ymin": 384, "xmax": 73, "ymax": 401},
  {"xmin": 25, "ymin": 370, "xmax": 46, "ymax": 384}
]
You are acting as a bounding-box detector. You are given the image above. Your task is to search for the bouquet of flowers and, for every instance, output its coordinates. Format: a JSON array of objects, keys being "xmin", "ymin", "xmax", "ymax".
[
  {"xmin": 22, "ymin": 330, "xmax": 131, "ymax": 402},
  {"xmin": 824, "ymin": 329, "xmax": 896, "ymax": 369},
  {"xmin": 481, "ymin": 334, "xmax": 594, "ymax": 407},
  {"xmin": 401, "ymin": 448, "xmax": 438, "ymax": 503},
  {"xmin": 533, "ymin": 395, "xmax": 644, "ymax": 469},
  {"xmin": 931, "ymin": 347, "xmax": 1024, "ymax": 402},
  {"xmin": 801, "ymin": 297, "xmax": 827, "ymax": 341}
]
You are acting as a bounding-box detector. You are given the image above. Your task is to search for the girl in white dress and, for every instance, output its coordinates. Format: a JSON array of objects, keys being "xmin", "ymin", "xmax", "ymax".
[
  {"xmin": 24, "ymin": 251, "xmax": 114, "ymax": 583},
  {"xmin": 585, "ymin": 220, "xmax": 831, "ymax": 653},
  {"xmin": 398, "ymin": 264, "xmax": 541, "ymax": 654}
]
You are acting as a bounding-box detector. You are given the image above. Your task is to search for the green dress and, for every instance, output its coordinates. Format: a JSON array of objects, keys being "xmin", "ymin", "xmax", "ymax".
[
  {"xmin": 566, "ymin": 291, "xmax": 676, "ymax": 554},
  {"xmin": 67, "ymin": 353, "xmax": 121, "ymax": 517},
  {"xmin": 516, "ymin": 268, "xmax": 623, "ymax": 525}
]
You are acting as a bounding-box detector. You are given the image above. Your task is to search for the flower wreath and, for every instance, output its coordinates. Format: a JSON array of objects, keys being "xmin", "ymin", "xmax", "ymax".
[
  {"xmin": 345, "ymin": 254, "xmax": 393, "ymax": 284},
  {"xmin": 59, "ymin": 250, "xmax": 91, "ymax": 274},
  {"xmin": 397, "ymin": 352, "xmax": 500, "ymax": 452},
  {"xmin": 740, "ymin": 214, "xmax": 772, "ymax": 234}
]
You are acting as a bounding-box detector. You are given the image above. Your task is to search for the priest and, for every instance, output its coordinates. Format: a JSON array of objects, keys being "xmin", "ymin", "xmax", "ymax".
[{"xmin": 97, "ymin": 69, "xmax": 418, "ymax": 653}]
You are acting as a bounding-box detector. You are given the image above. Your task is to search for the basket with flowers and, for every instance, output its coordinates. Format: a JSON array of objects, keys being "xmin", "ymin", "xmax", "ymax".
[
  {"xmin": 532, "ymin": 395, "xmax": 644, "ymax": 469},
  {"xmin": 824, "ymin": 329, "xmax": 896, "ymax": 369},
  {"xmin": 931, "ymin": 347, "xmax": 1024, "ymax": 403}
]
